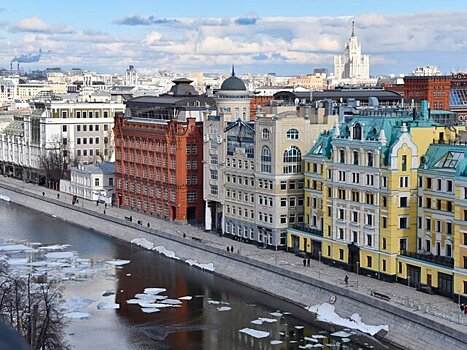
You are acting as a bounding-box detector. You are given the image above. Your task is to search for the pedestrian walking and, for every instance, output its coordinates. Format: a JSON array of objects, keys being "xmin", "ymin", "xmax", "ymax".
[
  {"xmin": 42, "ymin": 192, "xmax": 45, "ymax": 197},
  {"xmin": 231, "ymin": 245, "xmax": 234, "ymax": 253},
  {"xmin": 226, "ymin": 246, "xmax": 229, "ymax": 252},
  {"xmin": 105, "ymin": 203, "xmax": 107, "ymax": 209},
  {"xmin": 103, "ymin": 210, "xmax": 106, "ymax": 215},
  {"xmin": 57, "ymin": 193, "xmax": 60, "ymax": 199},
  {"xmin": 464, "ymin": 305, "xmax": 467, "ymax": 316},
  {"xmin": 303, "ymin": 259, "xmax": 306, "ymax": 267},
  {"xmin": 307, "ymin": 258, "xmax": 311, "ymax": 267},
  {"xmin": 344, "ymin": 275, "xmax": 349, "ymax": 286},
  {"xmin": 460, "ymin": 303, "xmax": 465, "ymax": 314}
]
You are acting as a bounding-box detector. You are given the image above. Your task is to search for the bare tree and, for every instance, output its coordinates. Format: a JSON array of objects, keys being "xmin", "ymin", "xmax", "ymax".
[
  {"xmin": 98, "ymin": 127, "xmax": 115, "ymax": 162},
  {"xmin": 39, "ymin": 139, "xmax": 73, "ymax": 182},
  {"xmin": 0, "ymin": 262, "xmax": 70, "ymax": 350}
]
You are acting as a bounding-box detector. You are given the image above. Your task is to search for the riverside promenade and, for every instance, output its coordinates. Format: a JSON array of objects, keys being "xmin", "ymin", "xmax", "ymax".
[{"xmin": 0, "ymin": 176, "xmax": 466, "ymax": 349}]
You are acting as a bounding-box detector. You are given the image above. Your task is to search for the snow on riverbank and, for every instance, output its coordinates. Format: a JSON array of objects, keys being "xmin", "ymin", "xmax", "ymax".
[
  {"xmin": 0, "ymin": 194, "xmax": 11, "ymax": 202},
  {"xmin": 305, "ymin": 303, "xmax": 388, "ymax": 336},
  {"xmin": 131, "ymin": 237, "xmax": 215, "ymax": 271}
]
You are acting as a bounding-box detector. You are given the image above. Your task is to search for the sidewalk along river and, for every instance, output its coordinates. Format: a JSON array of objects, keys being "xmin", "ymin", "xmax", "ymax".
[{"xmin": 0, "ymin": 201, "xmax": 393, "ymax": 350}]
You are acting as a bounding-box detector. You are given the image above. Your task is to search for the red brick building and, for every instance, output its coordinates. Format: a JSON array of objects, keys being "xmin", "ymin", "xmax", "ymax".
[
  {"xmin": 114, "ymin": 80, "xmax": 215, "ymax": 223},
  {"xmin": 404, "ymin": 76, "xmax": 451, "ymax": 110},
  {"xmin": 249, "ymin": 96, "xmax": 273, "ymax": 120}
]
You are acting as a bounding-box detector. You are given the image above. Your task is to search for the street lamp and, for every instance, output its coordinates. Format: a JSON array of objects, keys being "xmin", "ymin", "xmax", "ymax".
[{"xmin": 318, "ymin": 251, "xmax": 322, "ymax": 279}]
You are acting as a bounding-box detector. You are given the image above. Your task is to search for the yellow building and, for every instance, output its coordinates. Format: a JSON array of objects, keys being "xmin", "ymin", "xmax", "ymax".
[{"xmin": 288, "ymin": 101, "xmax": 465, "ymax": 301}]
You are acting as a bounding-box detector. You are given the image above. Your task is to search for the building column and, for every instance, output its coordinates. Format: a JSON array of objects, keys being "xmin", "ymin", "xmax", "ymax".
[{"xmin": 205, "ymin": 201, "xmax": 212, "ymax": 231}]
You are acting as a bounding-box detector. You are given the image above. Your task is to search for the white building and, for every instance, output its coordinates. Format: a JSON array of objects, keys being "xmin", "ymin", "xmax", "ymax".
[
  {"xmin": 411, "ymin": 65, "xmax": 442, "ymax": 76},
  {"xmin": 334, "ymin": 22, "xmax": 371, "ymax": 83},
  {"xmin": 60, "ymin": 162, "xmax": 115, "ymax": 204},
  {"xmin": 124, "ymin": 65, "xmax": 138, "ymax": 86}
]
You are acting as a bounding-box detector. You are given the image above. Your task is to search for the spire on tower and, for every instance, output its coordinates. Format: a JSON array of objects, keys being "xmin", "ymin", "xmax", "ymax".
[
  {"xmin": 351, "ymin": 21, "xmax": 355, "ymax": 37},
  {"xmin": 231, "ymin": 64, "xmax": 235, "ymax": 77}
]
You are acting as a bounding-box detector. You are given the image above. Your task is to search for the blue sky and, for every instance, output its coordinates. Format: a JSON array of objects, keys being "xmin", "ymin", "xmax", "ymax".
[{"xmin": 1, "ymin": 1, "xmax": 467, "ymax": 75}]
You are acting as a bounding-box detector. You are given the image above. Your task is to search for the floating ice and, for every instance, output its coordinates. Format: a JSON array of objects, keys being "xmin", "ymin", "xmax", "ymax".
[
  {"xmin": 7, "ymin": 258, "xmax": 28, "ymax": 265},
  {"xmin": 271, "ymin": 340, "xmax": 283, "ymax": 345},
  {"xmin": 330, "ymin": 331, "xmax": 352, "ymax": 338},
  {"xmin": 102, "ymin": 290, "xmax": 115, "ymax": 297},
  {"xmin": 239, "ymin": 328, "xmax": 270, "ymax": 339},
  {"xmin": 304, "ymin": 337, "xmax": 319, "ymax": 343},
  {"xmin": 153, "ymin": 246, "xmax": 179, "ymax": 260},
  {"xmin": 311, "ymin": 335, "xmax": 326, "ymax": 339},
  {"xmin": 65, "ymin": 297, "xmax": 95, "ymax": 311},
  {"xmin": 105, "ymin": 259, "xmax": 130, "ymax": 266},
  {"xmin": 40, "ymin": 244, "xmax": 71, "ymax": 251},
  {"xmin": 217, "ymin": 306, "xmax": 231, "ymax": 312},
  {"xmin": 160, "ymin": 299, "xmax": 182, "ymax": 305},
  {"xmin": 178, "ymin": 296, "xmax": 192, "ymax": 300},
  {"xmin": 251, "ymin": 319, "xmax": 263, "ymax": 325},
  {"xmin": 143, "ymin": 287, "xmax": 166, "ymax": 295},
  {"xmin": 141, "ymin": 308, "xmax": 160, "ymax": 313},
  {"xmin": 295, "ymin": 325, "xmax": 304, "ymax": 329},
  {"xmin": 0, "ymin": 244, "xmax": 35, "ymax": 252},
  {"xmin": 305, "ymin": 303, "xmax": 388, "ymax": 336},
  {"xmin": 270, "ymin": 312, "xmax": 283, "ymax": 317},
  {"xmin": 207, "ymin": 300, "xmax": 220, "ymax": 305},
  {"xmin": 342, "ymin": 338, "xmax": 350, "ymax": 343},
  {"xmin": 131, "ymin": 238, "xmax": 154, "ymax": 250},
  {"xmin": 64, "ymin": 312, "xmax": 90, "ymax": 319},
  {"xmin": 97, "ymin": 302, "xmax": 120, "ymax": 310},
  {"xmin": 251, "ymin": 317, "xmax": 277, "ymax": 325},
  {"xmin": 46, "ymin": 252, "xmax": 74, "ymax": 259}
]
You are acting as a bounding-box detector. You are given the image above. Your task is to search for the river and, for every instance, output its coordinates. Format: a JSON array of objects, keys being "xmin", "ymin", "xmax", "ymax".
[{"xmin": 0, "ymin": 201, "xmax": 385, "ymax": 350}]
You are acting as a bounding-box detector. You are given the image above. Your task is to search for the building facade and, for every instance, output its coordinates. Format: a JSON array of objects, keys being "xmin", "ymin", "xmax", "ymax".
[
  {"xmin": 114, "ymin": 81, "xmax": 215, "ymax": 223},
  {"xmin": 404, "ymin": 75, "xmax": 451, "ymax": 111},
  {"xmin": 288, "ymin": 102, "xmax": 466, "ymax": 301}
]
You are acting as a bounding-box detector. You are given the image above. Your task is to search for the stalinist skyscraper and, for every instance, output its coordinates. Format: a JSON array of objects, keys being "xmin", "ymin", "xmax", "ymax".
[{"xmin": 334, "ymin": 21, "xmax": 370, "ymax": 80}]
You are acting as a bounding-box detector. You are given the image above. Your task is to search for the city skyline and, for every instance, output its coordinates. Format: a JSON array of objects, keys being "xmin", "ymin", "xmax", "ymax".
[{"xmin": 2, "ymin": 1, "xmax": 467, "ymax": 75}]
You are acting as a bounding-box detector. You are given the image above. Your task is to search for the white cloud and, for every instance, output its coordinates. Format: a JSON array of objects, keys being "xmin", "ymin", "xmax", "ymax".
[{"xmin": 11, "ymin": 17, "xmax": 74, "ymax": 34}]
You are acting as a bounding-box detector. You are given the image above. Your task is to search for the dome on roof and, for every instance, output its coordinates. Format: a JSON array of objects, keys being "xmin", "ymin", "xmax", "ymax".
[{"xmin": 220, "ymin": 66, "xmax": 246, "ymax": 91}]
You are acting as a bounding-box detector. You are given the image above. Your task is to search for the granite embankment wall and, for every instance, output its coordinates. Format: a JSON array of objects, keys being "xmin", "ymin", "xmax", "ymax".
[{"xmin": 0, "ymin": 182, "xmax": 466, "ymax": 350}]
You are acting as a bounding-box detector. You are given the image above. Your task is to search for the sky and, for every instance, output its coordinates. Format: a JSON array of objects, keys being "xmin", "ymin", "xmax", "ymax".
[{"xmin": 1, "ymin": 0, "xmax": 467, "ymax": 76}]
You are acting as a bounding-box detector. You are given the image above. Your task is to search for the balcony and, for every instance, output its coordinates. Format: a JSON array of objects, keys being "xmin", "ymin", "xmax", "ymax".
[
  {"xmin": 291, "ymin": 224, "xmax": 323, "ymax": 237},
  {"xmin": 400, "ymin": 250, "xmax": 454, "ymax": 268}
]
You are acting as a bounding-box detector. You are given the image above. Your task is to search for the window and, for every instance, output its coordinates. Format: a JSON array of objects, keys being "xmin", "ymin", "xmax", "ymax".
[
  {"xmin": 446, "ymin": 222, "xmax": 452, "ymax": 235},
  {"xmin": 283, "ymin": 146, "xmax": 302, "ymax": 174},
  {"xmin": 367, "ymin": 214, "xmax": 373, "ymax": 226},
  {"xmin": 367, "ymin": 152, "xmax": 373, "ymax": 167},
  {"xmin": 62, "ymin": 111, "xmax": 67, "ymax": 118},
  {"xmin": 289, "ymin": 197, "xmax": 296, "ymax": 207},
  {"xmin": 400, "ymin": 197, "xmax": 408, "ymax": 208},
  {"xmin": 338, "ymin": 208, "xmax": 345, "ymax": 220},
  {"xmin": 280, "ymin": 215, "xmax": 287, "ymax": 224},
  {"xmin": 426, "ymin": 217, "xmax": 431, "ymax": 231},
  {"xmin": 280, "ymin": 198, "xmax": 287, "ymax": 207},
  {"xmin": 339, "ymin": 228, "xmax": 344, "ymax": 239},
  {"xmin": 383, "ymin": 237, "xmax": 387, "ymax": 250},
  {"xmin": 382, "ymin": 216, "xmax": 387, "ymax": 228},
  {"xmin": 399, "ymin": 176, "xmax": 409, "ymax": 188},
  {"xmin": 437, "ymin": 179, "xmax": 442, "ymax": 191},
  {"xmin": 352, "ymin": 211, "xmax": 358, "ymax": 222},
  {"xmin": 109, "ymin": 178, "xmax": 113, "ymax": 186},
  {"xmin": 280, "ymin": 181, "xmax": 287, "ymax": 190},
  {"xmin": 339, "ymin": 249, "xmax": 344, "ymax": 260},
  {"xmin": 187, "ymin": 191, "xmax": 197, "ymax": 202},
  {"xmin": 286, "ymin": 128, "xmax": 299, "ymax": 140},
  {"xmin": 76, "ymin": 111, "xmax": 81, "ymax": 118},
  {"xmin": 367, "ymin": 256, "xmax": 372, "ymax": 268},
  {"xmin": 401, "ymin": 155, "xmax": 407, "ymax": 171},
  {"xmin": 77, "ymin": 138, "xmax": 81, "ymax": 145},
  {"xmin": 426, "ymin": 177, "xmax": 432, "ymax": 189},
  {"xmin": 447, "ymin": 180, "xmax": 453, "ymax": 192},
  {"xmin": 262, "ymin": 128, "xmax": 270, "ymax": 139},
  {"xmin": 261, "ymin": 146, "xmax": 272, "ymax": 173},
  {"xmin": 400, "ymin": 217, "xmax": 408, "ymax": 229},
  {"xmin": 339, "ymin": 149, "xmax": 345, "ymax": 164},
  {"xmin": 62, "ymin": 125, "xmax": 67, "ymax": 132},
  {"xmin": 62, "ymin": 138, "xmax": 67, "ymax": 145},
  {"xmin": 104, "ymin": 124, "xmax": 109, "ymax": 131},
  {"xmin": 353, "ymin": 150, "xmax": 359, "ymax": 165},
  {"xmin": 352, "ymin": 231, "xmax": 358, "ymax": 243},
  {"xmin": 95, "ymin": 178, "xmax": 100, "ymax": 186},
  {"xmin": 89, "ymin": 125, "xmax": 93, "ymax": 132},
  {"xmin": 353, "ymin": 123, "xmax": 362, "ymax": 140}
]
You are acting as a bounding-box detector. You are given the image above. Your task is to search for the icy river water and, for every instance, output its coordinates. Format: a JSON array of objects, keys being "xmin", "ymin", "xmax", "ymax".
[{"xmin": 0, "ymin": 201, "xmax": 388, "ymax": 350}]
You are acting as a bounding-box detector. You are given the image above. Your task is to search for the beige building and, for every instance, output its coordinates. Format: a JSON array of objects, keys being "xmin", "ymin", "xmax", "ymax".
[
  {"xmin": 288, "ymin": 74, "xmax": 326, "ymax": 91},
  {"xmin": 204, "ymin": 86, "xmax": 336, "ymax": 248}
]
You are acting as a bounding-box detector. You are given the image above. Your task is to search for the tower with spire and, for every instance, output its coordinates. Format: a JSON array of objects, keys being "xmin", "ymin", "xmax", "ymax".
[{"xmin": 334, "ymin": 21, "xmax": 370, "ymax": 81}]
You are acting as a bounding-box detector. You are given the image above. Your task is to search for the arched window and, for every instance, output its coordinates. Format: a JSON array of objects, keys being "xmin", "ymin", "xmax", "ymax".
[
  {"xmin": 286, "ymin": 128, "xmax": 299, "ymax": 140},
  {"xmin": 261, "ymin": 146, "xmax": 271, "ymax": 173},
  {"xmin": 283, "ymin": 146, "xmax": 302, "ymax": 174},
  {"xmin": 353, "ymin": 123, "xmax": 362, "ymax": 140},
  {"xmin": 262, "ymin": 128, "xmax": 270, "ymax": 140}
]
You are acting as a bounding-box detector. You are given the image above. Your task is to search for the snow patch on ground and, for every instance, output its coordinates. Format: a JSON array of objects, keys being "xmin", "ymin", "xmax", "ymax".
[
  {"xmin": 0, "ymin": 195, "xmax": 11, "ymax": 202},
  {"xmin": 239, "ymin": 328, "xmax": 270, "ymax": 339},
  {"xmin": 64, "ymin": 312, "xmax": 90, "ymax": 319},
  {"xmin": 131, "ymin": 238, "xmax": 154, "ymax": 250},
  {"xmin": 45, "ymin": 252, "xmax": 74, "ymax": 259},
  {"xmin": 305, "ymin": 303, "xmax": 389, "ymax": 336},
  {"xmin": 185, "ymin": 259, "xmax": 215, "ymax": 271},
  {"xmin": 153, "ymin": 246, "xmax": 179, "ymax": 260}
]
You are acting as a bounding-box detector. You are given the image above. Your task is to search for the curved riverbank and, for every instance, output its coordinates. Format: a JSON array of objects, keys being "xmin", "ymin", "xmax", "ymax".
[{"xmin": 0, "ymin": 180, "xmax": 465, "ymax": 350}]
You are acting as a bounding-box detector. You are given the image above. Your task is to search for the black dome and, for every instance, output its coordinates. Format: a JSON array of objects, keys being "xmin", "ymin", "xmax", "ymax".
[{"xmin": 220, "ymin": 66, "xmax": 246, "ymax": 91}]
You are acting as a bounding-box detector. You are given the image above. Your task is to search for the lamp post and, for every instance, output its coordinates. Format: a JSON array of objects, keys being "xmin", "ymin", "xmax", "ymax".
[{"xmin": 318, "ymin": 251, "xmax": 322, "ymax": 279}]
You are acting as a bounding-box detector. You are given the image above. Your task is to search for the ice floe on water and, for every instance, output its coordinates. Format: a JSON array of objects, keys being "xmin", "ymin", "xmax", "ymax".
[
  {"xmin": 46, "ymin": 252, "xmax": 75, "ymax": 259},
  {"xmin": 141, "ymin": 308, "xmax": 160, "ymax": 313},
  {"xmin": 0, "ymin": 244, "xmax": 36, "ymax": 252},
  {"xmin": 144, "ymin": 287, "xmax": 166, "ymax": 295},
  {"xmin": 239, "ymin": 328, "xmax": 270, "ymax": 339},
  {"xmin": 251, "ymin": 317, "xmax": 277, "ymax": 325},
  {"xmin": 270, "ymin": 311, "xmax": 283, "ymax": 317},
  {"xmin": 64, "ymin": 312, "xmax": 90, "ymax": 319},
  {"xmin": 153, "ymin": 246, "xmax": 179, "ymax": 260},
  {"xmin": 207, "ymin": 300, "xmax": 220, "ymax": 305},
  {"xmin": 271, "ymin": 340, "xmax": 283, "ymax": 345},
  {"xmin": 105, "ymin": 259, "xmax": 130, "ymax": 266},
  {"xmin": 217, "ymin": 306, "xmax": 232, "ymax": 312},
  {"xmin": 330, "ymin": 331, "xmax": 352, "ymax": 338},
  {"xmin": 178, "ymin": 296, "xmax": 192, "ymax": 300},
  {"xmin": 102, "ymin": 290, "xmax": 115, "ymax": 297},
  {"xmin": 96, "ymin": 302, "xmax": 119, "ymax": 310},
  {"xmin": 305, "ymin": 303, "xmax": 389, "ymax": 336},
  {"xmin": 65, "ymin": 296, "xmax": 96, "ymax": 311},
  {"xmin": 40, "ymin": 244, "xmax": 71, "ymax": 251}
]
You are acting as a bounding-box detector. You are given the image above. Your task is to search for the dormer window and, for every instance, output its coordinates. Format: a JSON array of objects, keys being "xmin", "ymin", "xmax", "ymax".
[{"xmin": 353, "ymin": 123, "xmax": 362, "ymax": 140}]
